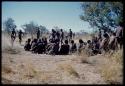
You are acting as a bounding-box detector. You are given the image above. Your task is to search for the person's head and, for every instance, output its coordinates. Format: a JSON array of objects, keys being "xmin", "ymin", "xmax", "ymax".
[
  {"xmin": 69, "ymin": 29, "xmax": 71, "ymax": 31},
  {"xmin": 34, "ymin": 38, "xmax": 37, "ymax": 43},
  {"xmin": 79, "ymin": 39, "xmax": 83, "ymax": 44},
  {"xmin": 71, "ymin": 40, "xmax": 74, "ymax": 44},
  {"xmin": 103, "ymin": 33, "xmax": 109, "ymax": 38},
  {"xmin": 65, "ymin": 40, "xmax": 68, "ymax": 44},
  {"xmin": 87, "ymin": 40, "xmax": 91, "ymax": 44},
  {"xmin": 61, "ymin": 29, "xmax": 63, "ymax": 32},
  {"xmin": 28, "ymin": 38, "xmax": 31, "ymax": 43},
  {"xmin": 112, "ymin": 32, "xmax": 116, "ymax": 36},
  {"xmin": 52, "ymin": 29, "xmax": 55, "ymax": 32}
]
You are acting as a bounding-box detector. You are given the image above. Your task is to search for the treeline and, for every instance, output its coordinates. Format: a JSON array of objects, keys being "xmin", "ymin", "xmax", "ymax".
[{"xmin": 2, "ymin": 18, "xmax": 49, "ymax": 37}]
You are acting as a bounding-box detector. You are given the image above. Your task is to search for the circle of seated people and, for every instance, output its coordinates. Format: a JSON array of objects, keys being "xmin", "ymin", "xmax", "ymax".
[{"xmin": 24, "ymin": 27, "xmax": 123, "ymax": 56}]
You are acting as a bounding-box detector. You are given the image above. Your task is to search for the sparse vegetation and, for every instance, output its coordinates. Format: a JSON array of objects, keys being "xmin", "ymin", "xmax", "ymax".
[
  {"xmin": 3, "ymin": 46, "xmax": 21, "ymax": 54},
  {"xmin": 58, "ymin": 63, "xmax": 79, "ymax": 78},
  {"xmin": 100, "ymin": 49, "xmax": 123, "ymax": 84}
]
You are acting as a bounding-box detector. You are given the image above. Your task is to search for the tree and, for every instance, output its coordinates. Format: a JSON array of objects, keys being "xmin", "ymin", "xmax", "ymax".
[
  {"xmin": 39, "ymin": 25, "xmax": 49, "ymax": 34},
  {"xmin": 53, "ymin": 26, "xmax": 60, "ymax": 31},
  {"xmin": 21, "ymin": 21, "xmax": 49, "ymax": 39},
  {"xmin": 80, "ymin": 2, "xmax": 123, "ymax": 31},
  {"xmin": 21, "ymin": 21, "xmax": 38, "ymax": 39},
  {"xmin": 3, "ymin": 18, "xmax": 17, "ymax": 34}
]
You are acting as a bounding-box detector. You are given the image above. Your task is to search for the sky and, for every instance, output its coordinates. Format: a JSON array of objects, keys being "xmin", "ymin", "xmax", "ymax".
[{"xmin": 2, "ymin": 2, "xmax": 93, "ymax": 33}]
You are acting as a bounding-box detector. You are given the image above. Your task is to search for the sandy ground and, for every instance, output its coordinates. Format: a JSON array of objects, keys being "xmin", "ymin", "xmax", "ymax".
[{"xmin": 2, "ymin": 34, "xmax": 107, "ymax": 84}]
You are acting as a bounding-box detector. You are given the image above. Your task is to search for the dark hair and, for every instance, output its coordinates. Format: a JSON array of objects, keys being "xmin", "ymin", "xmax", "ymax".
[
  {"xmin": 79, "ymin": 39, "xmax": 83, "ymax": 43},
  {"xmin": 71, "ymin": 40, "xmax": 74, "ymax": 44},
  {"xmin": 103, "ymin": 33, "xmax": 109, "ymax": 38},
  {"xmin": 28, "ymin": 38, "xmax": 31, "ymax": 42},
  {"xmin": 34, "ymin": 38, "xmax": 37, "ymax": 43},
  {"xmin": 87, "ymin": 40, "xmax": 91, "ymax": 43},
  {"xmin": 112, "ymin": 32, "xmax": 116, "ymax": 36},
  {"xmin": 65, "ymin": 40, "xmax": 68, "ymax": 44}
]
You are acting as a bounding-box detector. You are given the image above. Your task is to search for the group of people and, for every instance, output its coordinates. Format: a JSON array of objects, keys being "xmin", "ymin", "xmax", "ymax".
[
  {"xmin": 11, "ymin": 22, "xmax": 123, "ymax": 56},
  {"xmin": 11, "ymin": 29, "xmax": 24, "ymax": 47},
  {"xmin": 77, "ymin": 22, "xmax": 123, "ymax": 56},
  {"xmin": 24, "ymin": 28, "xmax": 77, "ymax": 55}
]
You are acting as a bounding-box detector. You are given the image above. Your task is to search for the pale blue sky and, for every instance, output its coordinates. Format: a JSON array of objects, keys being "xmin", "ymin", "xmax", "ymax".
[{"xmin": 2, "ymin": 2, "xmax": 93, "ymax": 33}]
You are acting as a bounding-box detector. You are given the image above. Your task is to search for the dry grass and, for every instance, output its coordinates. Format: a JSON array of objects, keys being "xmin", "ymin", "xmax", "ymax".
[
  {"xmin": 2, "ymin": 65, "xmax": 15, "ymax": 74},
  {"xmin": 20, "ymin": 62, "xmax": 59, "ymax": 84},
  {"xmin": 77, "ymin": 48, "xmax": 90, "ymax": 64},
  {"xmin": 58, "ymin": 63, "xmax": 79, "ymax": 78},
  {"xmin": 2, "ymin": 46, "xmax": 21, "ymax": 54},
  {"xmin": 100, "ymin": 49, "xmax": 123, "ymax": 84}
]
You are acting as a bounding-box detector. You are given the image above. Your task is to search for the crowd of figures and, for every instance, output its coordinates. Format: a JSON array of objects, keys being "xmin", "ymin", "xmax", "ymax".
[
  {"xmin": 24, "ymin": 29, "xmax": 76, "ymax": 55},
  {"xmin": 11, "ymin": 22, "xmax": 123, "ymax": 56}
]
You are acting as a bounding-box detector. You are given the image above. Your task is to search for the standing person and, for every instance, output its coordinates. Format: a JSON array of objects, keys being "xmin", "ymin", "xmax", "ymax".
[
  {"xmin": 11, "ymin": 28, "xmax": 16, "ymax": 47},
  {"xmin": 37, "ymin": 28, "xmax": 40, "ymax": 39},
  {"xmin": 100, "ymin": 31, "xmax": 110, "ymax": 53},
  {"xmin": 115, "ymin": 22, "xmax": 123, "ymax": 49},
  {"xmin": 69, "ymin": 29, "xmax": 73, "ymax": 42},
  {"xmin": 18, "ymin": 29, "xmax": 23, "ymax": 45},
  {"xmin": 60, "ymin": 29, "xmax": 64, "ymax": 44},
  {"xmin": 109, "ymin": 32, "xmax": 118, "ymax": 51},
  {"xmin": 51, "ymin": 29, "xmax": 56, "ymax": 38}
]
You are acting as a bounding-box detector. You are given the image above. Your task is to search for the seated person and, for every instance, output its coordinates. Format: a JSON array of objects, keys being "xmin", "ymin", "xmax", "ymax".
[
  {"xmin": 31, "ymin": 38, "xmax": 38, "ymax": 53},
  {"xmin": 24, "ymin": 38, "xmax": 31, "ymax": 51},
  {"xmin": 109, "ymin": 32, "xmax": 118, "ymax": 50},
  {"xmin": 52, "ymin": 41, "xmax": 60, "ymax": 55},
  {"xmin": 70, "ymin": 40, "xmax": 77, "ymax": 53},
  {"xmin": 100, "ymin": 33, "xmax": 110, "ymax": 52},
  {"xmin": 59, "ymin": 40, "xmax": 70, "ymax": 55},
  {"xmin": 87, "ymin": 40, "xmax": 93, "ymax": 49},
  {"xmin": 92, "ymin": 40, "xmax": 101, "ymax": 55},
  {"xmin": 78, "ymin": 39, "xmax": 85, "ymax": 53},
  {"xmin": 35, "ymin": 39, "xmax": 45, "ymax": 54}
]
